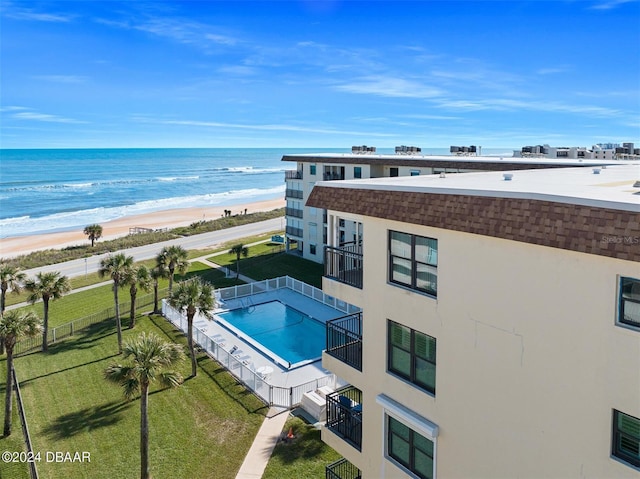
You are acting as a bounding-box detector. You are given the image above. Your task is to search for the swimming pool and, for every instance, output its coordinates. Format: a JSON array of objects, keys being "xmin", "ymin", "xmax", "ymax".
[{"xmin": 216, "ymin": 300, "xmax": 326, "ymax": 368}]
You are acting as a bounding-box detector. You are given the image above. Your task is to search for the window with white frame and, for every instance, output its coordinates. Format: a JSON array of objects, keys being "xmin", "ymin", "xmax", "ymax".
[
  {"xmin": 377, "ymin": 394, "xmax": 438, "ymax": 479},
  {"xmin": 613, "ymin": 410, "xmax": 640, "ymax": 468},
  {"xmin": 389, "ymin": 231, "xmax": 438, "ymax": 296},
  {"xmin": 619, "ymin": 277, "xmax": 640, "ymax": 329}
]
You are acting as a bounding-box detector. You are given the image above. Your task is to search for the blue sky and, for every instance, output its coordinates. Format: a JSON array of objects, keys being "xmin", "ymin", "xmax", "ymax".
[{"xmin": 1, "ymin": 0, "xmax": 639, "ymax": 149}]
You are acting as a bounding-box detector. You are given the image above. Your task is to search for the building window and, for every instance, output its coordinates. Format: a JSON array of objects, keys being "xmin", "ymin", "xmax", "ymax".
[
  {"xmin": 388, "ymin": 415, "xmax": 434, "ymax": 479},
  {"xmin": 310, "ymin": 244, "xmax": 317, "ymax": 255},
  {"xmin": 390, "ymin": 167, "xmax": 399, "ymax": 177},
  {"xmin": 310, "ymin": 164, "xmax": 316, "ymax": 175},
  {"xmin": 389, "ymin": 231, "xmax": 437, "ymax": 296},
  {"xmin": 619, "ymin": 277, "xmax": 640, "ymax": 329},
  {"xmin": 613, "ymin": 410, "xmax": 640, "ymax": 468},
  {"xmin": 410, "ymin": 170, "xmax": 420, "ymax": 176},
  {"xmin": 388, "ymin": 320, "xmax": 436, "ymax": 394},
  {"xmin": 354, "ymin": 166, "xmax": 362, "ymax": 178}
]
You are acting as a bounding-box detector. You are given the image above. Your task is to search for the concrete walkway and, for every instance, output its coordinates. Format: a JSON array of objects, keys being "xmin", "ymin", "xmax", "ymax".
[{"xmin": 235, "ymin": 408, "xmax": 290, "ymax": 479}]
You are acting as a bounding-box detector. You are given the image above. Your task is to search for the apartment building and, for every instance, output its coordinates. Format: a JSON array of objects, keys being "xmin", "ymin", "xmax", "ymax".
[
  {"xmin": 515, "ymin": 142, "xmax": 639, "ymax": 161},
  {"xmin": 307, "ymin": 164, "xmax": 640, "ymax": 478},
  {"xmin": 282, "ymin": 150, "xmax": 619, "ymax": 263}
]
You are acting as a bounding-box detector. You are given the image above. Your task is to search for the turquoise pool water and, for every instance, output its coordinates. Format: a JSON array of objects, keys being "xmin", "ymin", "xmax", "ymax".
[{"xmin": 217, "ymin": 300, "xmax": 326, "ymax": 367}]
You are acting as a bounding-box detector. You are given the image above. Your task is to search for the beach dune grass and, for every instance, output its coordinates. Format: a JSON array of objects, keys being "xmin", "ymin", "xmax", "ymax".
[
  {"xmin": 1, "ymin": 209, "xmax": 284, "ymax": 270},
  {"xmin": 2, "ymin": 314, "xmax": 267, "ymax": 479}
]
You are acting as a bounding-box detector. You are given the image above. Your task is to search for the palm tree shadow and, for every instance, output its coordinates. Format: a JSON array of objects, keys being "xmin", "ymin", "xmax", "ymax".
[{"xmin": 42, "ymin": 400, "xmax": 131, "ymax": 440}]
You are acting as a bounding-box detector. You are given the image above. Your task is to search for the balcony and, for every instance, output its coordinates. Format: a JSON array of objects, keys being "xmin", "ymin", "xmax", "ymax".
[
  {"xmin": 326, "ymin": 458, "xmax": 361, "ymax": 479},
  {"xmin": 326, "ymin": 387, "xmax": 363, "ymax": 451},
  {"xmin": 323, "ymin": 172, "xmax": 345, "ymax": 181},
  {"xmin": 324, "ymin": 243, "xmax": 363, "ymax": 289},
  {"xmin": 285, "ymin": 170, "xmax": 303, "ymax": 180},
  {"xmin": 285, "ymin": 226, "xmax": 303, "ymax": 238},
  {"xmin": 285, "ymin": 188, "xmax": 304, "ymax": 199},
  {"xmin": 285, "ymin": 207, "xmax": 304, "ymax": 219},
  {"xmin": 326, "ymin": 312, "xmax": 362, "ymax": 371}
]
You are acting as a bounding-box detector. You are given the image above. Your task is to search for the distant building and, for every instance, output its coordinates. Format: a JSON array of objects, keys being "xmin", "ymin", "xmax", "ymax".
[
  {"xmin": 515, "ymin": 142, "xmax": 639, "ymax": 160},
  {"xmin": 309, "ymin": 164, "xmax": 640, "ymax": 478},
  {"xmin": 282, "ymin": 150, "xmax": 622, "ymax": 263}
]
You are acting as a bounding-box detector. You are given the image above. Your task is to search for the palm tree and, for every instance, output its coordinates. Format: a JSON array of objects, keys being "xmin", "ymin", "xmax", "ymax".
[
  {"xmin": 0, "ymin": 264, "xmax": 26, "ymax": 313},
  {"xmin": 229, "ymin": 243, "xmax": 249, "ymax": 279},
  {"xmin": 25, "ymin": 271, "xmax": 70, "ymax": 352},
  {"xmin": 83, "ymin": 224, "xmax": 103, "ymax": 247},
  {"xmin": 156, "ymin": 246, "xmax": 189, "ymax": 296},
  {"xmin": 0, "ymin": 264, "xmax": 26, "ymax": 355},
  {"xmin": 99, "ymin": 253, "xmax": 134, "ymax": 354},
  {"xmin": 150, "ymin": 264, "xmax": 168, "ymax": 314},
  {"xmin": 1, "ymin": 311, "xmax": 41, "ymax": 436},
  {"xmin": 168, "ymin": 278, "xmax": 215, "ymax": 377},
  {"xmin": 104, "ymin": 332, "xmax": 184, "ymax": 479},
  {"xmin": 124, "ymin": 266, "xmax": 152, "ymax": 329}
]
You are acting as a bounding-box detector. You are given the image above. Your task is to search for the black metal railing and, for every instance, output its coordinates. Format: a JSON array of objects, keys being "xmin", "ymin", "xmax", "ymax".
[
  {"xmin": 13, "ymin": 367, "xmax": 39, "ymax": 479},
  {"xmin": 285, "ymin": 170, "xmax": 303, "ymax": 180},
  {"xmin": 324, "ymin": 243, "xmax": 363, "ymax": 289},
  {"xmin": 285, "ymin": 226, "xmax": 303, "ymax": 238},
  {"xmin": 285, "ymin": 188, "xmax": 304, "ymax": 199},
  {"xmin": 285, "ymin": 207, "xmax": 304, "ymax": 218},
  {"xmin": 323, "ymin": 172, "xmax": 345, "ymax": 181},
  {"xmin": 326, "ymin": 458, "xmax": 361, "ymax": 479},
  {"xmin": 326, "ymin": 387, "xmax": 363, "ymax": 450},
  {"xmin": 326, "ymin": 312, "xmax": 362, "ymax": 371}
]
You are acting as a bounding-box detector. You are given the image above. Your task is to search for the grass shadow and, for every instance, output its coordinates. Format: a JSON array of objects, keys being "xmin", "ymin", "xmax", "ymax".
[
  {"xmin": 42, "ymin": 400, "xmax": 131, "ymax": 440},
  {"xmin": 147, "ymin": 314, "xmax": 268, "ymax": 416},
  {"xmin": 20, "ymin": 353, "xmax": 120, "ymax": 386}
]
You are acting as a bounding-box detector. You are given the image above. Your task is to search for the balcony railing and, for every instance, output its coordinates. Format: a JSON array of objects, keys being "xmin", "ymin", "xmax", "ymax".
[
  {"xmin": 285, "ymin": 226, "xmax": 303, "ymax": 238},
  {"xmin": 285, "ymin": 207, "xmax": 304, "ymax": 219},
  {"xmin": 326, "ymin": 387, "xmax": 363, "ymax": 451},
  {"xmin": 324, "ymin": 243, "xmax": 363, "ymax": 289},
  {"xmin": 285, "ymin": 189, "xmax": 304, "ymax": 199},
  {"xmin": 285, "ymin": 170, "xmax": 303, "ymax": 180},
  {"xmin": 326, "ymin": 458, "xmax": 361, "ymax": 479},
  {"xmin": 323, "ymin": 172, "xmax": 345, "ymax": 181},
  {"xmin": 326, "ymin": 312, "xmax": 362, "ymax": 371}
]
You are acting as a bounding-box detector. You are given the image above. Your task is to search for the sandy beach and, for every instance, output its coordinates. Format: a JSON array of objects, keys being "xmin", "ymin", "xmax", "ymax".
[{"xmin": 0, "ymin": 197, "xmax": 285, "ymax": 259}]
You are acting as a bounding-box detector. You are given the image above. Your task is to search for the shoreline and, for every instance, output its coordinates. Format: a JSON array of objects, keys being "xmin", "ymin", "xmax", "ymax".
[{"xmin": 0, "ymin": 197, "xmax": 285, "ymax": 259}]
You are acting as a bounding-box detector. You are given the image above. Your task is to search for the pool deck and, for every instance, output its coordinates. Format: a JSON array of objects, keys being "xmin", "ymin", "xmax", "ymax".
[{"xmin": 194, "ymin": 287, "xmax": 343, "ymax": 387}]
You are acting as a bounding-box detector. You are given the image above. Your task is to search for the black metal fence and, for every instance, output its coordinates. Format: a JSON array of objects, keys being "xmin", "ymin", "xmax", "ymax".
[
  {"xmin": 326, "ymin": 387, "xmax": 363, "ymax": 451},
  {"xmin": 326, "ymin": 312, "xmax": 362, "ymax": 371},
  {"xmin": 324, "ymin": 244, "xmax": 363, "ymax": 289},
  {"xmin": 12, "ymin": 367, "xmax": 38, "ymax": 479},
  {"xmin": 14, "ymin": 289, "xmax": 166, "ymax": 356},
  {"xmin": 326, "ymin": 458, "xmax": 361, "ymax": 479}
]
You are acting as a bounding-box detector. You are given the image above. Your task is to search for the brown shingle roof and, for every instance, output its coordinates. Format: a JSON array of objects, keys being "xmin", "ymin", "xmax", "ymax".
[{"xmin": 307, "ymin": 186, "xmax": 640, "ymax": 261}]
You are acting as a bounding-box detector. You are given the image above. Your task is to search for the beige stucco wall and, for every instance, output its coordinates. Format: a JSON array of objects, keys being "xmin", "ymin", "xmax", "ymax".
[{"xmin": 328, "ymin": 213, "xmax": 640, "ymax": 478}]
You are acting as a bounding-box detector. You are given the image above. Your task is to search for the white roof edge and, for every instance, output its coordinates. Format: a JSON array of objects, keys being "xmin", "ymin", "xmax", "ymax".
[{"xmin": 314, "ymin": 179, "xmax": 640, "ymax": 213}]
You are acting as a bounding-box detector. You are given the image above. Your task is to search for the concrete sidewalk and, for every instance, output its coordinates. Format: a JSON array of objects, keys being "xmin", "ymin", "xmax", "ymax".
[{"xmin": 236, "ymin": 408, "xmax": 289, "ymax": 479}]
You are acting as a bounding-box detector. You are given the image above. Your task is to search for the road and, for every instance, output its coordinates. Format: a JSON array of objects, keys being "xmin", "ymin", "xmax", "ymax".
[{"xmin": 21, "ymin": 217, "xmax": 284, "ymax": 279}]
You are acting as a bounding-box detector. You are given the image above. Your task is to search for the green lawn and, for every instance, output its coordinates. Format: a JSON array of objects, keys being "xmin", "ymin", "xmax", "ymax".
[
  {"xmin": 213, "ymin": 245, "xmax": 323, "ymax": 288},
  {"xmin": 262, "ymin": 416, "xmax": 340, "ymax": 479},
  {"xmin": 2, "ymin": 315, "xmax": 267, "ymax": 479},
  {"xmin": 0, "ymin": 363, "xmax": 31, "ymax": 479}
]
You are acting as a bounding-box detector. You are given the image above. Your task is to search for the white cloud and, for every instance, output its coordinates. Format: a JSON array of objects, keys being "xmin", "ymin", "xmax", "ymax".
[
  {"xmin": 2, "ymin": 3, "xmax": 74, "ymax": 22},
  {"xmin": 590, "ymin": 0, "xmax": 636, "ymax": 10},
  {"xmin": 133, "ymin": 116, "xmax": 396, "ymax": 137},
  {"xmin": 9, "ymin": 109, "xmax": 86, "ymax": 124},
  {"xmin": 32, "ymin": 75, "xmax": 88, "ymax": 83},
  {"xmin": 335, "ymin": 76, "xmax": 444, "ymax": 99}
]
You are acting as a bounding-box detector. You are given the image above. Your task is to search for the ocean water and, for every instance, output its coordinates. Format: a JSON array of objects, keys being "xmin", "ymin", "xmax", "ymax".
[
  {"xmin": 0, "ymin": 148, "xmax": 314, "ymax": 238},
  {"xmin": 0, "ymin": 147, "xmax": 514, "ymax": 239}
]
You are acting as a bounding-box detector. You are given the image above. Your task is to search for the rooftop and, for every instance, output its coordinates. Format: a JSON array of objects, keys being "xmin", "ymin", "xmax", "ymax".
[
  {"xmin": 282, "ymin": 152, "xmax": 625, "ymax": 168},
  {"xmin": 312, "ymin": 163, "xmax": 640, "ymax": 212}
]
